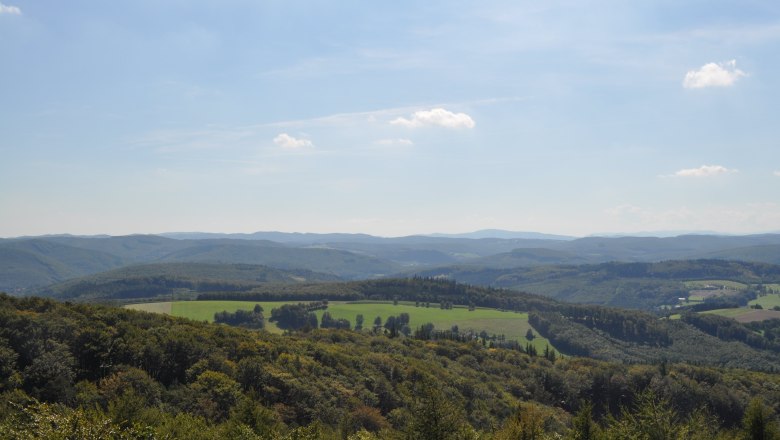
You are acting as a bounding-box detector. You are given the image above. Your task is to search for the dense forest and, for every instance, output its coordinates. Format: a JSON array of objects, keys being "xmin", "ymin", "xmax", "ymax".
[{"xmin": 2, "ymin": 293, "xmax": 780, "ymax": 439}]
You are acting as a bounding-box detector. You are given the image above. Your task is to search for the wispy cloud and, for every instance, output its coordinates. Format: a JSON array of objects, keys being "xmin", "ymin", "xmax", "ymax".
[
  {"xmin": 683, "ymin": 60, "xmax": 746, "ymax": 89},
  {"xmin": 390, "ymin": 108, "xmax": 475, "ymax": 129},
  {"xmin": 130, "ymin": 99, "xmax": 501, "ymax": 153},
  {"xmin": 374, "ymin": 138, "xmax": 414, "ymax": 146},
  {"xmin": 774, "ymin": 171, "xmax": 780, "ymax": 177},
  {"xmin": 0, "ymin": 2, "xmax": 21, "ymax": 14},
  {"xmin": 273, "ymin": 133, "xmax": 313, "ymax": 149},
  {"xmin": 673, "ymin": 165, "xmax": 737, "ymax": 177}
]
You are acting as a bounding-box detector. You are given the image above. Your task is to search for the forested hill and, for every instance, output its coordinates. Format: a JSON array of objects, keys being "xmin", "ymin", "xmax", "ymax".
[
  {"xmin": 197, "ymin": 278, "xmax": 780, "ymax": 371},
  {"xmin": 4, "ymin": 232, "xmax": 780, "ymax": 293},
  {"xmin": 0, "ymin": 235, "xmax": 401, "ymax": 292},
  {"xmin": 35, "ymin": 263, "xmax": 342, "ymax": 302},
  {"xmin": 411, "ymin": 259, "xmax": 780, "ymax": 310},
  {"xmin": 1, "ymin": 293, "xmax": 779, "ymax": 438}
]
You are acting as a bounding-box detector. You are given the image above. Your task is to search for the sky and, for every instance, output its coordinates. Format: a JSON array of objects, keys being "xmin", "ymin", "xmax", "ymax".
[{"xmin": 1, "ymin": 0, "xmax": 780, "ymax": 238}]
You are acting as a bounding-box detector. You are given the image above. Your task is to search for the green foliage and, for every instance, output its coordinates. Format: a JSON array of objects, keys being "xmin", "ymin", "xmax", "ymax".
[
  {"xmin": 567, "ymin": 402, "xmax": 600, "ymax": 440},
  {"xmin": 405, "ymin": 379, "xmax": 476, "ymax": 440},
  {"xmin": 741, "ymin": 398, "xmax": 780, "ymax": 440},
  {"xmin": 494, "ymin": 402, "xmax": 558, "ymax": 440},
  {"xmin": 2, "ymin": 293, "xmax": 780, "ymax": 438},
  {"xmin": 601, "ymin": 391, "xmax": 721, "ymax": 440},
  {"xmin": 214, "ymin": 305, "xmax": 265, "ymax": 329},
  {"xmin": 269, "ymin": 301, "xmax": 326, "ymax": 330},
  {"xmin": 0, "ymin": 400, "xmax": 155, "ymax": 439},
  {"xmin": 682, "ymin": 313, "xmax": 780, "ymax": 352},
  {"xmin": 414, "ymin": 260, "xmax": 780, "ymax": 311}
]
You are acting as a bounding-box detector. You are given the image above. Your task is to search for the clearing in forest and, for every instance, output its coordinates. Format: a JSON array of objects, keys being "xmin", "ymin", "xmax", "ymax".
[{"xmin": 125, "ymin": 300, "xmax": 556, "ymax": 352}]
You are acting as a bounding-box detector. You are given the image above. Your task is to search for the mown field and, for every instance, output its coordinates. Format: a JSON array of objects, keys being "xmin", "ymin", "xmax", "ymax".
[
  {"xmin": 126, "ymin": 300, "xmax": 555, "ymax": 351},
  {"xmin": 751, "ymin": 293, "xmax": 780, "ymax": 309}
]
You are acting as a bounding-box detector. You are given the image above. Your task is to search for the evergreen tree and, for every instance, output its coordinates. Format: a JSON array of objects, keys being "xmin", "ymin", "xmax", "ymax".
[{"xmin": 742, "ymin": 398, "xmax": 780, "ymax": 440}]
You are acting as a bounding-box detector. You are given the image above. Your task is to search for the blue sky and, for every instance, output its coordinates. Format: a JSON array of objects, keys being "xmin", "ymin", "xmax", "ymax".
[{"xmin": 1, "ymin": 0, "xmax": 779, "ymax": 237}]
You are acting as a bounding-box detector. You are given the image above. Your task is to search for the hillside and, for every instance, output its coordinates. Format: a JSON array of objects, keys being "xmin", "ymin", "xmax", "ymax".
[
  {"xmin": 704, "ymin": 244, "xmax": 780, "ymax": 265},
  {"xmin": 412, "ymin": 260, "xmax": 780, "ymax": 310},
  {"xmin": 0, "ymin": 235, "xmax": 401, "ymax": 291},
  {"xmin": 192, "ymin": 278, "xmax": 780, "ymax": 371},
  {"xmin": 36, "ymin": 262, "xmax": 342, "ymax": 302},
  {"xmin": 0, "ymin": 239, "xmax": 127, "ymax": 292},
  {"xmin": 4, "ymin": 232, "xmax": 780, "ymax": 295},
  {"xmin": 1, "ymin": 293, "xmax": 779, "ymax": 438}
]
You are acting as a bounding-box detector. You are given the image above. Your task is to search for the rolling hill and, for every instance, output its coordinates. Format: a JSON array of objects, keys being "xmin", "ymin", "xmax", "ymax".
[
  {"xmin": 3, "ymin": 232, "xmax": 780, "ymax": 295},
  {"xmin": 36, "ymin": 262, "xmax": 342, "ymax": 301},
  {"xmin": 412, "ymin": 260, "xmax": 780, "ymax": 310}
]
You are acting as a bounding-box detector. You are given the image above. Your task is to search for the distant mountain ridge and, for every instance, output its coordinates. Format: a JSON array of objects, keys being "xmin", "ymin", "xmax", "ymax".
[
  {"xmin": 160, "ymin": 229, "xmax": 576, "ymax": 242},
  {"xmin": 2, "ymin": 231, "xmax": 780, "ymax": 293},
  {"xmin": 36, "ymin": 262, "xmax": 341, "ymax": 301},
  {"xmin": 425, "ymin": 229, "xmax": 576, "ymax": 240}
]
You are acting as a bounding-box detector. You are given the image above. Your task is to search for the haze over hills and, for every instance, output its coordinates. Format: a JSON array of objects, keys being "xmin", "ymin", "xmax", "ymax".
[{"xmin": 2, "ymin": 230, "xmax": 780, "ymax": 294}]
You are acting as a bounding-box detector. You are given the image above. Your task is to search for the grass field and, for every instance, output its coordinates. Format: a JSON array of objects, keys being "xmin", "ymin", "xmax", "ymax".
[
  {"xmin": 750, "ymin": 293, "xmax": 780, "ymax": 309},
  {"xmin": 125, "ymin": 300, "xmax": 556, "ymax": 352}
]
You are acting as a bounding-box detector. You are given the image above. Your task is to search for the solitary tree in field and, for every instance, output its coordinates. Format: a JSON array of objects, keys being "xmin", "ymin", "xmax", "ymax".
[{"xmin": 355, "ymin": 314, "xmax": 364, "ymax": 331}]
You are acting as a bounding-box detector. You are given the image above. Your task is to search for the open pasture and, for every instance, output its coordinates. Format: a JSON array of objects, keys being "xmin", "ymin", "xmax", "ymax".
[
  {"xmin": 750, "ymin": 293, "xmax": 780, "ymax": 309},
  {"xmin": 126, "ymin": 300, "xmax": 555, "ymax": 351}
]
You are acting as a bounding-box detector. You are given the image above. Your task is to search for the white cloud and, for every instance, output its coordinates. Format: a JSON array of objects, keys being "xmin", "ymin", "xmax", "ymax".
[
  {"xmin": 0, "ymin": 2, "xmax": 21, "ymax": 14},
  {"xmin": 390, "ymin": 108, "xmax": 475, "ymax": 129},
  {"xmin": 674, "ymin": 165, "xmax": 737, "ymax": 177},
  {"xmin": 774, "ymin": 171, "xmax": 780, "ymax": 177},
  {"xmin": 683, "ymin": 60, "xmax": 746, "ymax": 89},
  {"xmin": 374, "ymin": 138, "xmax": 414, "ymax": 146},
  {"xmin": 273, "ymin": 133, "xmax": 313, "ymax": 149}
]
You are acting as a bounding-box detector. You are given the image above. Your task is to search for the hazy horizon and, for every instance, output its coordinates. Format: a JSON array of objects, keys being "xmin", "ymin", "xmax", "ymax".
[
  {"xmin": 4, "ymin": 227, "xmax": 780, "ymax": 241},
  {"xmin": 2, "ymin": 1, "xmax": 779, "ymax": 237}
]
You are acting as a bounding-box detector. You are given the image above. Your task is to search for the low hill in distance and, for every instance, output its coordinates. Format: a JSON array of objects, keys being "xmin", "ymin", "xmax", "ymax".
[
  {"xmin": 0, "ymin": 239, "xmax": 126, "ymax": 292},
  {"xmin": 0, "ymin": 235, "xmax": 401, "ymax": 292},
  {"xmin": 36, "ymin": 262, "xmax": 341, "ymax": 302},
  {"xmin": 412, "ymin": 259, "xmax": 780, "ymax": 310},
  {"xmin": 4, "ymin": 231, "xmax": 780, "ymax": 294}
]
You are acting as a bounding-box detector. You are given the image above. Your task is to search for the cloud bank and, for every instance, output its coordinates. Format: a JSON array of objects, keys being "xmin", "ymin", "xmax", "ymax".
[
  {"xmin": 273, "ymin": 133, "xmax": 313, "ymax": 149},
  {"xmin": 683, "ymin": 60, "xmax": 746, "ymax": 89},
  {"xmin": 0, "ymin": 2, "xmax": 21, "ymax": 14},
  {"xmin": 390, "ymin": 108, "xmax": 475, "ymax": 129},
  {"xmin": 674, "ymin": 165, "xmax": 737, "ymax": 177}
]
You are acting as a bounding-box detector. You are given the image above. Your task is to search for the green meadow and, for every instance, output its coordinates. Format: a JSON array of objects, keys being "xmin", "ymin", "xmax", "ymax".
[
  {"xmin": 126, "ymin": 300, "xmax": 555, "ymax": 352},
  {"xmin": 750, "ymin": 293, "xmax": 780, "ymax": 309}
]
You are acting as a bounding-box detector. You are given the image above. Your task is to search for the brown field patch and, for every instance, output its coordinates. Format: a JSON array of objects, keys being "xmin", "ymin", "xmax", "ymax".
[{"xmin": 733, "ymin": 309, "xmax": 780, "ymax": 323}]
